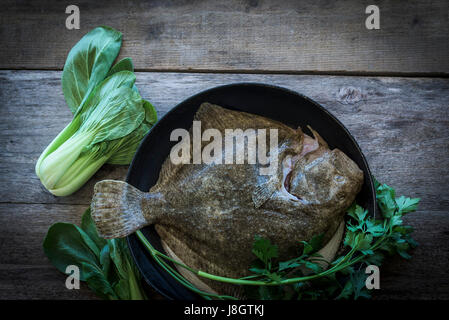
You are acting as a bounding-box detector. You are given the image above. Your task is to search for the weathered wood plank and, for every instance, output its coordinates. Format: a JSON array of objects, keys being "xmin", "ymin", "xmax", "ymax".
[
  {"xmin": 0, "ymin": 264, "xmax": 98, "ymax": 300},
  {"xmin": 374, "ymin": 210, "xmax": 449, "ymax": 299},
  {"xmin": 1, "ymin": 70, "xmax": 448, "ymax": 299},
  {"xmin": 0, "ymin": 203, "xmax": 95, "ymax": 299},
  {"xmin": 1, "ymin": 0, "xmax": 448, "ymax": 74}
]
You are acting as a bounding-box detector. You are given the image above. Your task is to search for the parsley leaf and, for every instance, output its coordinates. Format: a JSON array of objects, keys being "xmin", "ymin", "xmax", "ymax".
[{"xmin": 252, "ymin": 235, "xmax": 278, "ymax": 271}]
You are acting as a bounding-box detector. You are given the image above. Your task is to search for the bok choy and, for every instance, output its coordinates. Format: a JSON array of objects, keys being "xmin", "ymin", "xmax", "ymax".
[
  {"xmin": 43, "ymin": 208, "xmax": 147, "ymax": 300},
  {"xmin": 35, "ymin": 26, "xmax": 157, "ymax": 196}
]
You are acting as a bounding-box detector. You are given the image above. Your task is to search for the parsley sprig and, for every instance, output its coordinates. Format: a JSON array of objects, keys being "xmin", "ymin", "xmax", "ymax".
[{"xmin": 137, "ymin": 178, "xmax": 419, "ymax": 300}]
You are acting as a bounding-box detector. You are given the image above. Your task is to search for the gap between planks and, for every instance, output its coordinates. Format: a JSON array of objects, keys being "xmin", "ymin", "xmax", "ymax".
[{"xmin": 1, "ymin": 67, "xmax": 448, "ymax": 78}]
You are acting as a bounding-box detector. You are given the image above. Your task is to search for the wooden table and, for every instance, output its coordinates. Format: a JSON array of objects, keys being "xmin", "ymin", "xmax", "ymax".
[{"xmin": 1, "ymin": 0, "xmax": 448, "ymax": 300}]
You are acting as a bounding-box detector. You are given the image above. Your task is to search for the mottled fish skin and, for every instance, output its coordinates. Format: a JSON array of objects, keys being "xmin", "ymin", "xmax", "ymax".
[{"xmin": 91, "ymin": 103, "xmax": 364, "ymax": 296}]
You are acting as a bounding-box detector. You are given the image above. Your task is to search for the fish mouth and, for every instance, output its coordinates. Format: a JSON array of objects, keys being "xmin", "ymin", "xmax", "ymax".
[
  {"xmin": 281, "ymin": 155, "xmax": 301, "ymax": 201},
  {"xmin": 281, "ymin": 133, "xmax": 319, "ymax": 201}
]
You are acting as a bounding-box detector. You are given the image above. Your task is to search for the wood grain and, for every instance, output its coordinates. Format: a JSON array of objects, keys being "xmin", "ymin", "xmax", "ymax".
[
  {"xmin": 0, "ymin": 204, "xmax": 98, "ymax": 299},
  {"xmin": 1, "ymin": 70, "xmax": 448, "ymax": 299},
  {"xmin": 1, "ymin": 0, "xmax": 448, "ymax": 74}
]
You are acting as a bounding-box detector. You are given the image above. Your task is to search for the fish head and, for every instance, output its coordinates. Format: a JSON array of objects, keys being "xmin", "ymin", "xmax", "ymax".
[{"xmin": 285, "ymin": 147, "xmax": 364, "ymax": 207}]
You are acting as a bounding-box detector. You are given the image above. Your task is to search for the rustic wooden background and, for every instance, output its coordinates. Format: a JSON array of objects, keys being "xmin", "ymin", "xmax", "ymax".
[{"xmin": 0, "ymin": 0, "xmax": 448, "ymax": 300}]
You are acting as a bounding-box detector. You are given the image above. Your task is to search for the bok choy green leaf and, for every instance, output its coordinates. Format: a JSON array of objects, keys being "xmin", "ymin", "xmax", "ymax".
[{"xmin": 62, "ymin": 26, "xmax": 122, "ymax": 114}]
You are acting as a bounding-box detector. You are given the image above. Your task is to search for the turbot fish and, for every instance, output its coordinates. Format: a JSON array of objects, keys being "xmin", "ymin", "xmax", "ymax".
[{"xmin": 91, "ymin": 103, "xmax": 364, "ymax": 296}]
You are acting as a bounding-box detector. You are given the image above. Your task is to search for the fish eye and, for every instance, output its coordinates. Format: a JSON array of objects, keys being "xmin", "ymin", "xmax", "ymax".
[{"xmin": 334, "ymin": 175, "xmax": 345, "ymax": 183}]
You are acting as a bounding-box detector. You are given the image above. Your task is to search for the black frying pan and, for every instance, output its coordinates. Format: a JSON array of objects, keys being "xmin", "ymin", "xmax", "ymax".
[{"xmin": 126, "ymin": 83, "xmax": 376, "ymax": 300}]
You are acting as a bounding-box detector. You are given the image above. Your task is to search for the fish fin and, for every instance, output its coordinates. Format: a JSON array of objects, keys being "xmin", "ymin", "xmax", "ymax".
[
  {"xmin": 296, "ymin": 126, "xmax": 304, "ymax": 137},
  {"xmin": 252, "ymin": 177, "xmax": 278, "ymax": 208},
  {"xmin": 91, "ymin": 180, "xmax": 148, "ymax": 239},
  {"xmin": 196, "ymin": 102, "xmax": 295, "ymax": 137},
  {"xmin": 307, "ymin": 125, "xmax": 329, "ymax": 149}
]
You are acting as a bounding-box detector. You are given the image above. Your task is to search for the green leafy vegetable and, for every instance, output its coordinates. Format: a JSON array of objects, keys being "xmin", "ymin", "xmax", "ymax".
[
  {"xmin": 252, "ymin": 236, "xmax": 278, "ymax": 270},
  {"xmin": 43, "ymin": 209, "xmax": 147, "ymax": 300},
  {"xmin": 142, "ymin": 99, "xmax": 158, "ymax": 126},
  {"xmin": 62, "ymin": 26, "xmax": 122, "ymax": 114},
  {"xmin": 43, "ymin": 222, "xmax": 101, "ymax": 280},
  {"xmin": 36, "ymin": 73, "xmax": 145, "ymax": 195},
  {"xmin": 106, "ymin": 57, "xmax": 134, "ymax": 78},
  {"xmin": 36, "ymin": 26, "xmax": 157, "ymax": 196}
]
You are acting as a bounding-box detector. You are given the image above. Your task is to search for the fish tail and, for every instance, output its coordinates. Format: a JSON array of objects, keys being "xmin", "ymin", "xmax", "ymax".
[{"xmin": 91, "ymin": 180, "xmax": 148, "ymax": 239}]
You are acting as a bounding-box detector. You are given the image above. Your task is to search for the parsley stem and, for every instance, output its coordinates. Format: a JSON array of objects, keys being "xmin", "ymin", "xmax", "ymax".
[
  {"xmin": 136, "ymin": 230, "xmax": 238, "ymax": 300},
  {"xmin": 137, "ymin": 230, "xmax": 361, "ymax": 288}
]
